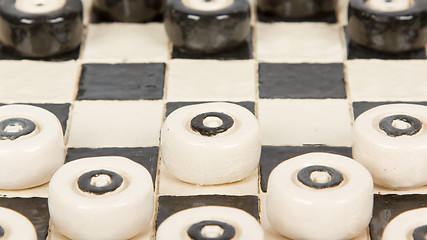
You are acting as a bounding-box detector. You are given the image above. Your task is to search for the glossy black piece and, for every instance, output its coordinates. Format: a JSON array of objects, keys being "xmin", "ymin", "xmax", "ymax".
[
  {"xmin": 348, "ymin": 0, "xmax": 427, "ymax": 53},
  {"xmin": 260, "ymin": 145, "xmax": 352, "ymax": 192},
  {"xmin": 187, "ymin": 220, "xmax": 235, "ymax": 240},
  {"xmin": 191, "ymin": 112, "xmax": 234, "ymax": 136},
  {"xmin": 0, "ymin": 0, "xmax": 83, "ymax": 58},
  {"xmin": 0, "ymin": 118, "xmax": 35, "ymax": 140},
  {"xmin": 413, "ymin": 225, "xmax": 427, "ymax": 240},
  {"xmin": 257, "ymin": 0, "xmax": 337, "ymax": 20},
  {"xmin": 156, "ymin": 195, "xmax": 259, "ymax": 229},
  {"xmin": 297, "ymin": 165, "xmax": 343, "ymax": 189},
  {"xmin": 65, "ymin": 147, "xmax": 158, "ymax": 185},
  {"xmin": 0, "ymin": 197, "xmax": 49, "ymax": 240},
  {"xmin": 258, "ymin": 63, "xmax": 346, "ymax": 99},
  {"xmin": 164, "ymin": 0, "xmax": 251, "ymax": 54},
  {"xmin": 77, "ymin": 63, "xmax": 165, "ymax": 100},
  {"xmin": 92, "ymin": 0, "xmax": 164, "ymax": 22},
  {"xmin": 379, "ymin": 114, "xmax": 422, "ymax": 137},
  {"xmin": 78, "ymin": 169, "xmax": 123, "ymax": 195}
]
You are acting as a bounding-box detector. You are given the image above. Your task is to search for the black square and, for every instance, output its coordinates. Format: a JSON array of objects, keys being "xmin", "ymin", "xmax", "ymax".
[
  {"xmin": 257, "ymin": 9, "xmax": 337, "ymax": 23},
  {"xmin": 165, "ymin": 101, "xmax": 255, "ymax": 117},
  {"xmin": 65, "ymin": 147, "xmax": 159, "ymax": 185},
  {"xmin": 344, "ymin": 27, "xmax": 427, "ymax": 60},
  {"xmin": 259, "ymin": 63, "xmax": 346, "ymax": 99},
  {"xmin": 0, "ymin": 44, "xmax": 80, "ymax": 61},
  {"xmin": 370, "ymin": 194, "xmax": 427, "ymax": 240},
  {"xmin": 90, "ymin": 8, "xmax": 163, "ymax": 23},
  {"xmin": 353, "ymin": 101, "xmax": 427, "ymax": 120},
  {"xmin": 156, "ymin": 195, "xmax": 259, "ymax": 229},
  {"xmin": 0, "ymin": 197, "xmax": 49, "ymax": 240},
  {"xmin": 172, "ymin": 29, "xmax": 253, "ymax": 60},
  {"xmin": 0, "ymin": 103, "xmax": 70, "ymax": 135},
  {"xmin": 259, "ymin": 145, "xmax": 352, "ymax": 192},
  {"xmin": 77, "ymin": 63, "xmax": 165, "ymax": 100}
]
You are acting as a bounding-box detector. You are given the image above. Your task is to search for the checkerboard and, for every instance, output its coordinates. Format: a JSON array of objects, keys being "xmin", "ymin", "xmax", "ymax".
[{"xmin": 1, "ymin": 0, "xmax": 427, "ymax": 239}]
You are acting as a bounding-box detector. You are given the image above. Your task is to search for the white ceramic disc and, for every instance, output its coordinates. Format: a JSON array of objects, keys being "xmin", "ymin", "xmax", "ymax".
[
  {"xmin": 365, "ymin": 0, "xmax": 413, "ymax": 12},
  {"xmin": 160, "ymin": 102, "xmax": 261, "ymax": 185},
  {"xmin": 156, "ymin": 206, "xmax": 264, "ymax": 240},
  {"xmin": 266, "ymin": 152, "xmax": 373, "ymax": 240},
  {"xmin": 0, "ymin": 104, "xmax": 64, "ymax": 189},
  {"xmin": 48, "ymin": 156, "xmax": 154, "ymax": 240},
  {"xmin": 0, "ymin": 207, "xmax": 37, "ymax": 240},
  {"xmin": 15, "ymin": 0, "xmax": 67, "ymax": 14},
  {"xmin": 383, "ymin": 208, "xmax": 427, "ymax": 240},
  {"xmin": 182, "ymin": 0, "xmax": 234, "ymax": 11},
  {"xmin": 353, "ymin": 104, "xmax": 427, "ymax": 189}
]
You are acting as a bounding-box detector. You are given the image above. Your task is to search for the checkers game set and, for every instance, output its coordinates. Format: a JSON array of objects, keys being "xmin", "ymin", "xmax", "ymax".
[{"xmin": 0, "ymin": 0, "xmax": 427, "ymax": 239}]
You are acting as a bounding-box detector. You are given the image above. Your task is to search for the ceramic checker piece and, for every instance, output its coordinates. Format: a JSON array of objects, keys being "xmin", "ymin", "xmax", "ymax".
[
  {"xmin": 160, "ymin": 102, "xmax": 261, "ymax": 185},
  {"xmin": 267, "ymin": 152, "xmax": 373, "ymax": 240},
  {"xmin": 48, "ymin": 156, "xmax": 154, "ymax": 240},
  {"xmin": 157, "ymin": 206, "xmax": 264, "ymax": 240},
  {"xmin": 383, "ymin": 207, "xmax": 427, "ymax": 240},
  {"xmin": 353, "ymin": 104, "xmax": 427, "ymax": 189},
  {"xmin": 0, "ymin": 104, "xmax": 65, "ymax": 190},
  {"xmin": 0, "ymin": 207, "xmax": 37, "ymax": 240}
]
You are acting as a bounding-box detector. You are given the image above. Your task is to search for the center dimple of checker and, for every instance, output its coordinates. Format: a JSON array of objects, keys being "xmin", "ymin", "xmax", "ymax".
[
  {"xmin": 297, "ymin": 165, "xmax": 344, "ymax": 189},
  {"xmin": 187, "ymin": 220, "xmax": 236, "ymax": 240},
  {"xmin": 365, "ymin": 0, "xmax": 413, "ymax": 12},
  {"xmin": 379, "ymin": 114, "xmax": 422, "ymax": 137},
  {"xmin": 182, "ymin": 0, "xmax": 233, "ymax": 11},
  {"xmin": 413, "ymin": 224, "xmax": 427, "ymax": 240},
  {"xmin": 191, "ymin": 112, "xmax": 234, "ymax": 136},
  {"xmin": 0, "ymin": 118, "xmax": 36, "ymax": 140},
  {"xmin": 15, "ymin": 0, "xmax": 67, "ymax": 14},
  {"xmin": 77, "ymin": 169, "xmax": 123, "ymax": 195}
]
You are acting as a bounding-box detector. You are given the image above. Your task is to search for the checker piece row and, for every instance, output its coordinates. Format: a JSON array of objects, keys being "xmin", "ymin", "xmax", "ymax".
[
  {"xmin": 1, "ymin": 102, "xmax": 427, "ymax": 239},
  {"xmin": 1, "ymin": 0, "xmax": 427, "ymax": 57}
]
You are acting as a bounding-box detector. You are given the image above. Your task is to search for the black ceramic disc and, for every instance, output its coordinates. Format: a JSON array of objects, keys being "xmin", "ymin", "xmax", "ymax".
[
  {"xmin": 348, "ymin": 0, "xmax": 427, "ymax": 53},
  {"xmin": 187, "ymin": 220, "xmax": 236, "ymax": 240},
  {"xmin": 297, "ymin": 165, "xmax": 343, "ymax": 189},
  {"xmin": 379, "ymin": 114, "xmax": 422, "ymax": 137},
  {"xmin": 257, "ymin": 0, "xmax": 337, "ymax": 19},
  {"xmin": 0, "ymin": 0, "xmax": 83, "ymax": 58},
  {"xmin": 190, "ymin": 112, "xmax": 234, "ymax": 136},
  {"xmin": 164, "ymin": 0, "xmax": 251, "ymax": 54},
  {"xmin": 77, "ymin": 169, "xmax": 123, "ymax": 195},
  {"xmin": 0, "ymin": 225, "xmax": 4, "ymax": 238},
  {"xmin": 413, "ymin": 224, "xmax": 427, "ymax": 240},
  {"xmin": 0, "ymin": 118, "xmax": 36, "ymax": 140},
  {"xmin": 92, "ymin": 0, "xmax": 164, "ymax": 22}
]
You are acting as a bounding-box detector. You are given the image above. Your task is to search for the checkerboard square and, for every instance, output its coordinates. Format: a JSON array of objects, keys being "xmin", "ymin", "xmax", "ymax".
[
  {"xmin": 81, "ymin": 23, "xmax": 169, "ymax": 63},
  {"xmin": 256, "ymin": 22, "xmax": 345, "ymax": 63},
  {"xmin": 258, "ymin": 99, "xmax": 353, "ymax": 146},
  {"xmin": 77, "ymin": 63, "xmax": 165, "ymax": 100},
  {"xmin": 347, "ymin": 60, "xmax": 427, "ymax": 101},
  {"xmin": 166, "ymin": 60, "xmax": 257, "ymax": 101},
  {"xmin": 259, "ymin": 63, "xmax": 346, "ymax": 99},
  {"xmin": 67, "ymin": 101, "xmax": 164, "ymax": 147},
  {"xmin": 0, "ymin": 61, "xmax": 80, "ymax": 103}
]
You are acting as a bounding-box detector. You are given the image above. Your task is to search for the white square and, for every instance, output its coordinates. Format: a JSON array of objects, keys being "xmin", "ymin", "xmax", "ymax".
[
  {"xmin": 81, "ymin": 23, "xmax": 169, "ymax": 63},
  {"xmin": 157, "ymin": 162, "xmax": 259, "ymax": 196},
  {"xmin": 166, "ymin": 59, "xmax": 257, "ymax": 101},
  {"xmin": 67, "ymin": 100, "xmax": 164, "ymax": 147},
  {"xmin": 0, "ymin": 60, "xmax": 80, "ymax": 103},
  {"xmin": 258, "ymin": 99, "xmax": 353, "ymax": 146},
  {"xmin": 256, "ymin": 22, "xmax": 345, "ymax": 63},
  {"xmin": 347, "ymin": 60, "xmax": 427, "ymax": 101}
]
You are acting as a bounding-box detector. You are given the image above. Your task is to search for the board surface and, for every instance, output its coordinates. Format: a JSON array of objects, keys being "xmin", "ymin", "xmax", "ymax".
[{"xmin": 1, "ymin": 0, "xmax": 427, "ymax": 239}]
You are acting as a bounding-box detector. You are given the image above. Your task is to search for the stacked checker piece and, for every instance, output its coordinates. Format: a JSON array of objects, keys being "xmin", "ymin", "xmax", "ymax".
[{"xmin": 1, "ymin": 0, "xmax": 427, "ymax": 239}]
